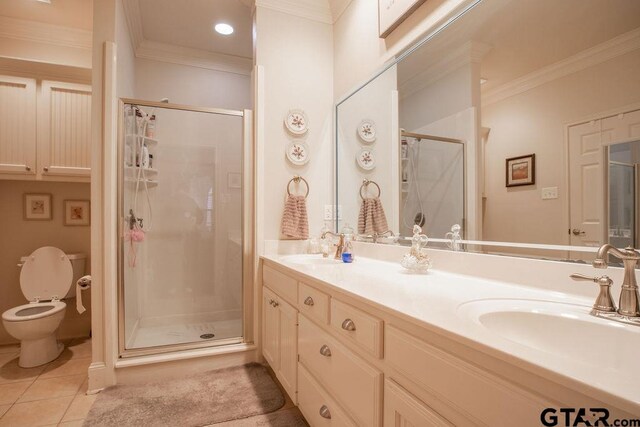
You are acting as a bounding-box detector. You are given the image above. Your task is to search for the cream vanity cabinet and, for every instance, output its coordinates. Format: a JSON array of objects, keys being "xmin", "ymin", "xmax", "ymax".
[
  {"xmin": 261, "ymin": 260, "xmax": 635, "ymax": 427},
  {"xmin": 0, "ymin": 76, "xmax": 92, "ymax": 181}
]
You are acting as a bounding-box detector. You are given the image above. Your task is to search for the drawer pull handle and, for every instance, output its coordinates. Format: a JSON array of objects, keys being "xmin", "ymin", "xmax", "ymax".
[
  {"xmin": 304, "ymin": 296, "xmax": 314, "ymax": 306},
  {"xmin": 319, "ymin": 344, "xmax": 332, "ymax": 357},
  {"xmin": 43, "ymin": 167, "xmax": 49, "ymax": 172},
  {"xmin": 319, "ymin": 405, "xmax": 332, "ymax": 419},
  {"xmin": 341, "ymin": 318, "xmax": 356, "ymax": 331},
  {"xmin": 25, "ymin": 166, "xmax": 31, "ymax": 171},
  {"xmin": 268, "ymin": 299, "xmax": 274, "ymax": 305},
  {"xmin": 272, "ymin": 301, "xmax": 279, "ymax": 307}
]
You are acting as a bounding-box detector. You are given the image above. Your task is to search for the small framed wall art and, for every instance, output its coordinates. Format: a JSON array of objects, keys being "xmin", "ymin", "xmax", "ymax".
[
  {"xmin": 506, "ymin": 154, "xmax": 536, "ymax": 187},
  {"xmin": 64, "ymin": 200, "xmax": 91, "ymax": 226},
  {"xmin": 24, "ymin": 193, "xmax": 52, "ymax": 220}
]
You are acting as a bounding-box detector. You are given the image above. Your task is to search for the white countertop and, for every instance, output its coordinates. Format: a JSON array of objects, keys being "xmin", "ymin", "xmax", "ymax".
[{"xmin": 261, "ymin": 253, "xmax": 640, "ymax": 415}]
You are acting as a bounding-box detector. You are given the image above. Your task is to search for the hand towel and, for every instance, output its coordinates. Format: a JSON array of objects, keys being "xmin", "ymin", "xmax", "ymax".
[
  {"xmin": 281, "ymin": 195, "xmax": 309, "ymax": 239},
  {"xmin": 358, "ymin": 197, "xmax": 389, "ymax": 235}
]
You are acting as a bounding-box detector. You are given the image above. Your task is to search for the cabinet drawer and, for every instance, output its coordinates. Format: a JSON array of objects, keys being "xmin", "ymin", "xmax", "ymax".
[
  {"xmin": 299, "ymin": 315, "xmax": 382, "ymax": 427},
  {"xmin": 298, "ymin": 363, "xmax": 356, "ymax": 427},
  {"xmin": 263, "ymin": 265, "xmax": 297, "ymax": 305},
  {"xmin": 298, "ymin": 282, "xmax": 330, "ymax": 324},
  {"xmin": 330, "ymin": 298, "xmax": 383, "ymax": 358},
  {"xmin": 384, "ymin": 378, "xmax": 453, "ymax": 427},
  {"xmin": 385, "ymin": 325, "xmax": 550, "ymax": 427}
]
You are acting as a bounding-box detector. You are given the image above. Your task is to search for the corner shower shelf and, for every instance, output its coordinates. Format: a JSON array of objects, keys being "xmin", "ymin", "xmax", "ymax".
[{"xmin": 125, "ymin": 134, "xmax": 159, "ymax": 145}]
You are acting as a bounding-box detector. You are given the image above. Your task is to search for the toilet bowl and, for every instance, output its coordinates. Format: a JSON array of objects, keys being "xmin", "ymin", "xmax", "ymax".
[{"xmin": 1, "ymin": 247, "xmax": 86, "ymax": 368}]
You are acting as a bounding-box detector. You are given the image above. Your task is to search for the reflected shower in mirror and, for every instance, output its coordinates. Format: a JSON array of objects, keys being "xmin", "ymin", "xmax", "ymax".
[{"xmin": 335, "ymin": 0, "xmax": 640, "ymax": 262}]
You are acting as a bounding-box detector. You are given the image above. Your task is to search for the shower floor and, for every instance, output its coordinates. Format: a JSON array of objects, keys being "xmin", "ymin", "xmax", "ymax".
[{"xmin": 127, "ymin": 317, "xmax": 243, "ymax": 349}]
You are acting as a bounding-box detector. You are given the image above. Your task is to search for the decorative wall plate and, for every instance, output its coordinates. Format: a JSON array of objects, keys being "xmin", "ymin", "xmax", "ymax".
[
  {"xmin": 286, "ymin": 141, "xmax": 310, "ymax": 165},
  {"xmin": 356, "ymin": 148, "xmax": 376, "ymax": 170},
  {"xmin": 357, "ymin": 119, "xmax": 376, "ymax": 143},
  {"xmin": 284, "ymin": 109, "xmax": 309, "ymax": 135}
]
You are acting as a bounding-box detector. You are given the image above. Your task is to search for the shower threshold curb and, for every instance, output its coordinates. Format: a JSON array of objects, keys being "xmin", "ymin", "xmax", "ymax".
[{"xmin": 115, "ymin": 342, "xmax": 256, "ymax": 368}]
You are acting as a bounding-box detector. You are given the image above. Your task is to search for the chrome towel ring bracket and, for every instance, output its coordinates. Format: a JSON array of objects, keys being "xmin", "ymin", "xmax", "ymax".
[
  {"xmin": 360, "ymin": 179, "xmax": 381, "ymax": 199},
  {"xmin": 287, "ymin": 175, "xmax": 310, "ymax": 199}
]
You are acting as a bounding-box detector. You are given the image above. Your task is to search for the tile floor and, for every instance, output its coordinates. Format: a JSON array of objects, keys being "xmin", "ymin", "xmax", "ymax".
[{"xmin": 0, "ymin": 338, "xmax": 93, "ymax": 427}]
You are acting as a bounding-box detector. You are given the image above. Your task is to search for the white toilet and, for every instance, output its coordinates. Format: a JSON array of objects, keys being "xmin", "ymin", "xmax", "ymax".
[{"xmin": 1, "ymin": 247, "xmax": 87, "ymax": 368}]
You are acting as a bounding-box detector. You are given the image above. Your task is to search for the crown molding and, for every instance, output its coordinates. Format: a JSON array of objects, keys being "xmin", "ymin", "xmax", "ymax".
[
  {"xmin": 328, "ymin": 0, "xmax": 353, "ymax": 22},
  {"xmin": 0, "ymin": 16, "xmax": 92, "ymax": 50},
  {"xmin": 122, "ymin": 0, "xmax": 252, "ymax": 76},
  {"xmin": 482, "ymin": 27, "xmax": 640, "ymax": 107},
  {"xmin": 255, "ymin": 0, "xmax": 333, "ymax": 24},
  {"xmin": 399, "ymin": 41, "xmax": 491, "ymax": 100}
]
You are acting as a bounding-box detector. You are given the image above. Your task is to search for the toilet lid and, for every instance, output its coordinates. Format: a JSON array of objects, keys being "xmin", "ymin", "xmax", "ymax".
[{"xmin": 20, "ymin": 247, "xmax": 72, "ymax": 301}]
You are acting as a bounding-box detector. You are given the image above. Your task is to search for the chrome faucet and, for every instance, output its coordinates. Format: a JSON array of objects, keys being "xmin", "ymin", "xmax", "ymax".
[
  {"xmin": 321, "ymin": 231, "xmax": 345, "ymax": 260},
  {"xmin": 570, "ymin": 244, "xmax": 640, "ymax": 326}
]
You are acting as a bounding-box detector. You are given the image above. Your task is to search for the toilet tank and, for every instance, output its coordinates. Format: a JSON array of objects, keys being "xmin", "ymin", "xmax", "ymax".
[{"xmin": 19, "ymin": 252, "xmax": 87, "ymax": 298}]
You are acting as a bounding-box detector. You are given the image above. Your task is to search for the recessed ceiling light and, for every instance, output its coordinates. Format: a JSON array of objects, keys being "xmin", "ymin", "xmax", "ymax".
[{"xmin": 214, "ymin": 23, "xmax": 234, "ymax": 36}]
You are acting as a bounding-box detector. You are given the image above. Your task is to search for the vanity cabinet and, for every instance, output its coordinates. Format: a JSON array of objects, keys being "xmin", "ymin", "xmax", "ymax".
[
  {"xmin": 0, "ymin": 76, "xmax": 92, "ymax": 182},
  {"xmin": 384, "ymin": 379, "xmax": 453, "ymax": 427},
  {"xmin": 262, "ymin": 286, "xmax": 298, "ymax": 403}
]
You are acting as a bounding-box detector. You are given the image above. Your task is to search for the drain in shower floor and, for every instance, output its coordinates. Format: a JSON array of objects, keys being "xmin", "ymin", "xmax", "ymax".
[{"xmin": 200, "ymin": 333, "xmax": 216, "ymax": 339}]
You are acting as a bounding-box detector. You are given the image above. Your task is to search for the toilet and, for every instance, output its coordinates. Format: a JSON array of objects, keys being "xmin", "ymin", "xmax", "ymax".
[{"xmin": 1, "ymin": 247, "xmax": 87, "ymax": 368}]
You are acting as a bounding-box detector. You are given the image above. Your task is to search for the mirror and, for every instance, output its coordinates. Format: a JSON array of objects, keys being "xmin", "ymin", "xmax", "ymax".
[{"xmin": 335, "ymin": 0, "xmax": 640, "ymax": 261}]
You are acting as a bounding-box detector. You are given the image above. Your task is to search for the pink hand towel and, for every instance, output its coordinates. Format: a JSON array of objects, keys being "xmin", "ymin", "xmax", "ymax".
[
  {"xmin": 358, "ymin": 197, "xmax": 389, "ymax": 235},
  {"xmin": 281, "ymin": 195, "xmax": 309, "ymax": 239}
]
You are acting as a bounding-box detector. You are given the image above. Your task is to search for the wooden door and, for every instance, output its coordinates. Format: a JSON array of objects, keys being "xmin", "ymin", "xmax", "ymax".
[
  {"xmin": 277, "ymin": 298, "xmax": 298, "ymax": 404},
  {"xmin": 39, "ymin": 81, "xmax": 92, "ymax": 178},
  {"xmin": 568, "ymin": 120, "xmax": 604, "ymax": 248},
  {"xmin": 0, "ymin": 75, "xmax": 36, "ymax": 175},
  {"xmin": 262, "ymin": 287, "xmax": 280, "ymax": 370}
]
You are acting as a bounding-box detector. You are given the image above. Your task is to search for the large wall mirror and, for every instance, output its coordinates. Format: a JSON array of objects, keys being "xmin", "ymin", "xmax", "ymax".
[{"xmin": 335, "ymin": 0, "xmax": 640, "ymax": 262}]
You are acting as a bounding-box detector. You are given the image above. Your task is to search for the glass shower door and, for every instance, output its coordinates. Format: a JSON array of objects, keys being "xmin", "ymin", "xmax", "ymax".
[{"xmin": 119, "ymin": 101, "xmax": 245, "ymax": 354}]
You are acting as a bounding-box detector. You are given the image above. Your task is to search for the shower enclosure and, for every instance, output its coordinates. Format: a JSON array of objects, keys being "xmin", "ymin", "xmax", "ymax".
[{"xmin": 118, "ymin": 99, "xmax": 249, "ymax": 356}]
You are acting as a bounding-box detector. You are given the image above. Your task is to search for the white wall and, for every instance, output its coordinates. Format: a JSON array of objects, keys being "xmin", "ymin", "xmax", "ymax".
[
  {"xmin": 482, "ymin": 51, "xmax": 640, "ymax": 245},
  {"xmin": 0, "ymin": 181, "xmax": 91, "ymax": 345},
  {"xmin": 255, "ymin": 6, "xmax": 334, "ymax": 240}
]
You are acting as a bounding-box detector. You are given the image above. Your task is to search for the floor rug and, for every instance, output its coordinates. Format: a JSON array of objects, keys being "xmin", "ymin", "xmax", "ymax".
[{"xmin": 84, "ymin": 363, "xmax": 285, "ymax": 427}]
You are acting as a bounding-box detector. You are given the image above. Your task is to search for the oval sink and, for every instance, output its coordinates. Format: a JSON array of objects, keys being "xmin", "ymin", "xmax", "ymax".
[{"xmin": 458, "ymin": 299, "xmax": 640, "ymax": 371}]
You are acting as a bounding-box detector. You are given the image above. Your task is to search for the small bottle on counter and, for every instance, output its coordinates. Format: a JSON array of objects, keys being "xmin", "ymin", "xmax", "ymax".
[{"xmin": 341, "ymin": 223, "xmax": 355, "ymax": 263}]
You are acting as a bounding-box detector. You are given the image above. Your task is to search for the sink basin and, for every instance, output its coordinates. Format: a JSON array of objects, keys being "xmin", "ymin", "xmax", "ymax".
[
  {"xmin": 279, "ymin": 255, "xmax": 342, "ymax": 266},
  {"xmin": 458, "ymin": 299, "xmax": 640, "ymax": 370}
]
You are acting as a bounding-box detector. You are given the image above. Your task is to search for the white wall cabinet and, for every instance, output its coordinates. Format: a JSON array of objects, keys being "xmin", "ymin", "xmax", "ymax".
[
  {"xmin": 262, "ymin": 285, "xmax": 298, "ymax": 403},
  {"xmin": 0, "ymin": 76, "xmax": 91, "ymax": 181},
  {"xmin": 0, "ymin": 75, "xmax": 37, "ymax": 176}
]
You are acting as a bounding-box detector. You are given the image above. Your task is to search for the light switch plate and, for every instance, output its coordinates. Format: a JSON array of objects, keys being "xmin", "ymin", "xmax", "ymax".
[
  {"xmin": 324, "ymin": 205, "xmax": 333, "ymax": 220},
  {"xmin": 542, "ymin": 187, "xmax": 558, "ymax": 200}
]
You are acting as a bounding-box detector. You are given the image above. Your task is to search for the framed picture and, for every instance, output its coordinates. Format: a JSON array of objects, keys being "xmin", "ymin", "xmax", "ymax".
[
  {"xmin": 64, "ymin": 200, "xmax": 90, "ymax": 226},
  {"xmin": 24, "ymin": 194, "xmax": 52, "ymax": 220},
  {"xmin": 506, "ymin": 154, "xmax": 536, "ymax": 187},
  {"xmin": 379, "ymin": 0, "xmax": 427, "ymax": 38}
]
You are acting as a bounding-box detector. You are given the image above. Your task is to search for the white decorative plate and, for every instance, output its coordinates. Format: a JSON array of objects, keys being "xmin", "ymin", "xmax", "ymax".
[
  {"xmin": 286, "ymin": 141, "xmax": 310, "ymax": 165},
  {"xmin": 357, "ymin": 119, "xmax": 376, "ymax": 143},
  {"xmin": 356, "ymin": 148, "xmax": 376, "ymax": 170},
  {"xmin": 284, "ymin": 109, "xmax": 309, "ymax": 135}
]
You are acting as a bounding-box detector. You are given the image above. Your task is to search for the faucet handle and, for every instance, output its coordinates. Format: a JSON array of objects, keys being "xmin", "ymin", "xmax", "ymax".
[{"xmin": 570, "ymin": 274, "xmax": 617, "ymax": 313}]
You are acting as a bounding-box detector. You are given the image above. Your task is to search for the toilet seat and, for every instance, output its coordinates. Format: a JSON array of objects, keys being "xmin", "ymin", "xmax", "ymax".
[
  {"xmin": 2, "ymin": 301, "xmax": 66, "ymax": 322},
  {"xmin": 20, "ymin": 247, "xmax": 73, "ymax": 302}
]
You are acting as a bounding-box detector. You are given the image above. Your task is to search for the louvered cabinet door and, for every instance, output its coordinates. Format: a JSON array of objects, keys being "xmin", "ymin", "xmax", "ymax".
[
  {"xmin": 39, "ymin": 81, "xmax": 92, "ymax": 178},
  {"xmin": 0, "ymin": 75, "xmax": 37, "ymax": 175}
]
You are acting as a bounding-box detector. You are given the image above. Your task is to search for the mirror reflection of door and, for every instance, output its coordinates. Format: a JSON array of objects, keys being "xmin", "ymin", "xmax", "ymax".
[{"xmin": 608, "ymin": 141, "xmax": 640, "ymax": 249}]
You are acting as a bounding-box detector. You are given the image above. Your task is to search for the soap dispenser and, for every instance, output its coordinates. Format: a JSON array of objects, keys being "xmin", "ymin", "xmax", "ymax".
[{"xmin": 341, "ymin": 223, "xmax": 355, "ymax": 263}]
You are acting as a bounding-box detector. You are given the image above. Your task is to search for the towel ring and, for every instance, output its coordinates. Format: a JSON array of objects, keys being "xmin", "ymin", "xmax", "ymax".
[
  {"xmin": 360, "ymin": 179, "xmax": 381, "ymax": 199},
  {"xmin": 287, "ymin": 176, "xmax": 309, "ymax": 199}
]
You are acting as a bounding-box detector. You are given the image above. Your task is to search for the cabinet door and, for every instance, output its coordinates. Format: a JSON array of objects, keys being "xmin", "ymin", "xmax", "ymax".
[
  {"xmin": 262, "ymin": 287, "xmax": 280, "ymax": 370},
  {"xmin": 384, "ymin": 379, "xmax": 453, "ymax": 427},
  {"xmin": 39, "ymin": 81, "xmax": 92, "ymax": 178},
  {"xmin": 0, "ymin": 75, "xmax": 36, "ymax": 175},
  {"xmin": 277, "ymin": 297, "xmax": 298, "ymax": 403}
]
